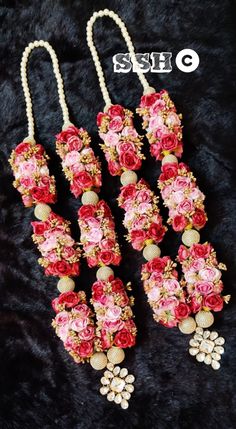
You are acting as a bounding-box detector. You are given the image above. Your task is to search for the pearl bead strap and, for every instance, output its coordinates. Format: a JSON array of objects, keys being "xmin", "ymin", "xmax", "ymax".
[
  {"xmin": 86, "ymin": 9, "xmax": 153, "ymax": 107},
  {"xmin": 20, "ymin": 40, "xmax": 70, "ymax": 141}
]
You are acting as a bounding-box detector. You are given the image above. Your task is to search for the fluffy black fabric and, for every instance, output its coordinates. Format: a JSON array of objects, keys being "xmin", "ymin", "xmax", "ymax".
[{"xmin": 0, "ymin": 0, "xmax": 236, "ymax": 428}]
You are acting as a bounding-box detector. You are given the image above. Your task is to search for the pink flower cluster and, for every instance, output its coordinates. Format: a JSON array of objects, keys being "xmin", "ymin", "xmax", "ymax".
[
  {"xmin": 141, "ymin": 257, "xmax": 190, "ymax": 327},
  {"xmin": 158, "ymin": 162, "xmax": 207, "ymax": 232},
  {"xmin": 97, "ymin": 104, "xmax": 143, "ymax": 176},
  {"xmin": 117, "ymin": 179, "xmax": 166, "ymax": 250},
  {"xmin": 136, "ymin": 90, "xmax": 183, "ymax": 161},
  {"xmin": 52, "ymin": 291, "xmax": 96, "ymax": 363},
  {"xmin": 178, "ymin": 243, "xmax": 226, "ymax": 313},
  {"xmin": 55, "ymin": 125, "xmax": 102, "ymax": 198},
  {"xmin": 78, "ymin": 200, "xmax": 121, "ymax": 268},
  {"xmin": 91, "ymin": 276, "xmax": 136, "ymax": 350},
  {"xmin": 31, "ymin": 211, "xmax": 81, "ymax": 277},
  {"xmin": 9, "ymin": 141, "xmax": 56, "ymax": 207}
]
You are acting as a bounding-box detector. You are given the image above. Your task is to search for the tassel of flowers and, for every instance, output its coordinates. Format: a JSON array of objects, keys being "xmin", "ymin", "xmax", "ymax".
[
  {"xmin": 55, "ymin": 125, "xmax": 102, "ymax": 198},
  {"xmin": 97, "ymin": 104, "xmax": 144, "ymax": 176},
  {"xmin": 9, "ymin": 141, "xmax": 56, "ymax": 207}
]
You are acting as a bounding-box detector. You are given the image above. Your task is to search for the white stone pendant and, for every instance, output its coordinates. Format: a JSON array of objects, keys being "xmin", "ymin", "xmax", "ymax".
[
  {"xmin": 189, "ymin": 327, "xmax": 225, "ymax": 370},
  {"xmin": 100, "ymin": 362, "xmax": 135, "ymax": 408}
]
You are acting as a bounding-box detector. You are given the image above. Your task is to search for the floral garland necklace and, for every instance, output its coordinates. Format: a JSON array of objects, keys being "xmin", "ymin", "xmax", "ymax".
[
  {"xmin": 9, "ymin": 40, "xmax": 136, "ymax": 408},
  {"xmin": 86, "ymin": 9, "xmax": 230, "ymax": 369}
]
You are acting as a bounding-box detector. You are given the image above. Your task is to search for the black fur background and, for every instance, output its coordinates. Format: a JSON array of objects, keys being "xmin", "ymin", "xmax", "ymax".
[{"xmin": 0, "ymin": 1, "xmax": 236, "ymax": 428}]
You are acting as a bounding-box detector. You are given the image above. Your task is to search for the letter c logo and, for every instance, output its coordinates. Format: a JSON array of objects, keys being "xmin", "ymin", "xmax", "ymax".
[{"xmin": 175, "ymin": 49, "xmax": 199, "ymax": 73}]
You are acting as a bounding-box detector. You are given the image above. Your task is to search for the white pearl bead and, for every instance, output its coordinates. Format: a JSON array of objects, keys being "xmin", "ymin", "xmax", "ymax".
[
  {"xmin": 142, "ymin": 244, "xmax": 161, "ymax": 261},
  {"xmin": 195, "ymin": 311, "xmax": 214, "ymax": 328},
  {"xmin": 196, "ymin": 352, "xmax": 205, "ymax": 362},
  {"xmin": 162, "ymin": 154, "xmax": 178, "ymax": 165},
  {"xmin": 211, "ymin": 360, "xmax": 220, "ymax": 370},
  {"xmin": 178, "ymin": 317, "xmax": 196, "ymax": 334},
  {"xmin": 96, "ymin": 266, "xmax": 114, "ymax": 281},
  {"xmin": 57, "ymin": 277, "xmax": 75, "ymax": 293},
  {"xmin": 81, "ymin": 190, "xmax": 99, "ymax": 205},
  {"xmin": 90, "ymin": 352, "xmax": 108, "ymax": 370},
  {"xmin": 34, "ymin": 203, "xmax": 51, "ymax": 221},
  {"xmin": 182, "ymin": 229, "xmax": 200, "ymax": 247},
  {"xmin": 120, "ymin": 171, "xmax": 138, "ymax": 186},
  {"xmin": 121, "ymin": 399, "xmax": 129, "ymax": 409},
  {"xmin": 107, "ymin": 347, "xmax": 125, "ymax": 364}
]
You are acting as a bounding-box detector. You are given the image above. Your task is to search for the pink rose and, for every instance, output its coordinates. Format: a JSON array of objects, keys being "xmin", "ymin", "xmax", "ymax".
[
  {"xmin": 172, "ymin": 214, "xmax": 188, "ymax": 232},
  {"xmin": 109, "ymin": 116, "xmax": 123, "ymax": 132},
  {"xmin": 149, "ymin": 115, "xmax": 164, "ymax": 130},
  {"xmin": 178, "ymin": 245, "xmax": 190, "ymax": 262},
  {"xmin": 117, "ymin": 141, "xmax": 135, "ymax": 154},
  {"xmin": 70, "ymin": 317, "xmax": 88, "ymax": 332},
  {"xmin": 73, "ymin": 304, "xmax": 90, "ymax": 318},
  {"xmin": 55, "ymin": 311, "xmax": 70, "ymax": 326},
  {"xmin": 79, "ymin": 326, "xmax": 95, "ymax": 341},
  {"xmin": 178, "ymin": 199, "xmax": 194, "ymax": 214},
  {"xmin": 64, "ymin": 150, "xmax": 80, "ymax": 166},
  {"xmin": 103, "ymin": 130, "xmax": 120, "ymax": 147},
  {"xmin": 173, "ymin": 176, "xmax": 191, "ymax": 191},
  {"xmin": 147, "ymin": 287, "xmax": 161, "ymax": 301},
  {"xmin": 108, "ymin": 160, "xmax": 122, "ymax": 176},
  {"xmin": 121, "ymin": 126, "xmax": 138, "ymax": 138},
  {"xmin": 166, "ymin": 112, "xmax": 181, "ymax": 127},
  {"xmin": 67, "ymin": 135, "xmax": 83, "ymax": 151},
  {"xmin": 105, "ymin": 305, "xmax": 122, "ymax": 321},
  {"xmin": 160, "ymin": 133, "xmax": 178, "ymax": 151},
  {"xmin": 163, "ymin": 278, "xmax": 180, "ymax": 293},
  {"xmin": 150, "ymin": 99, "xmax": 166, "ymax": 114},
  {"xmin": 150, "ymin": 142, "xmax": 162, "ymax": 159},
  {"xmin": 195, "ymin": 281, "xmax": 214, "ymax": 295},
  {"xmin": 103, "ymin": 320, "xmax": 124, "ymax": 333},
  {"xmin": 57, "ymin": 324, "xmax": 69, "ymax": 341}
]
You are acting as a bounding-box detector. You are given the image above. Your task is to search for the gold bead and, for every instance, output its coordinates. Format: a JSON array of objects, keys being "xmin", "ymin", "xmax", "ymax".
[
  {"xmin": 120, "ymin": 171, "xmax": 138, "ymax": 186},
  {"xmin": 81, "ymin": 190, "xmax": 99, "ymax": 205},
  {"xmin": 107, "ymin": 347, "xmax": 125, "ymax": 364},
  {"xmin": 34, "ymin": 203, "xmax": 51, "ymax": 221},
  {"xmin": 96, "ymin": 266, "xmax": 114, "ymax": 281},
  {"xmin": 57, "ymin": 277, "xmax": 75, "ymax": 293},
  {"xmin": 161, "ymin": 154, "xmax": 178, "ymax": 165},
  {"xmin": 90, "ymin": 352, "xmax": 108, "ymax": 370},
  {"xmin": 195, "ymin": 311, "xmax": 214, "ymax": 328},
  {"xmin": 143, "ymin": 244, "xmax": 161, "ymax": 261},
  {"xmin": 178, "ymin": 317, "xmax": 196, "ymax": 334},
  {"xmin": 182, "ymin": 229, "xmax": 200, "ymax": 247}
]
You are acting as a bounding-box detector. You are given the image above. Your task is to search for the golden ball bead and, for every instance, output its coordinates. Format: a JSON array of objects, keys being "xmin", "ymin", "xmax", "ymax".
[
  {"xmin": 161, "ymin": 154, "xmax": 178, "ymax": 165},
  {"xmin": 107, "ymin": 347, "xmax": 125, "ymax": 364},
  {"xmin": 81, "ymin": 191, "xmax": 99, "ymax": 205},
  {"xmin": 96, "ymin": 266, "xmax": 114, "ymax": 281},
  {"xmin": 195, "ymin": 311, "xmax": 214, "ymax": 328},
  {"xmin": 143, "ymin": 244, "xmax": 161, "ymax": 261},
  {"xmin": 178, "ymin": 317, "xmax": 196, "ymax": 334},
  {"xmin": 120, "ymin": 171, "xmax": 138, "ymax": 186},
  {"xmin": 182, "ymin": 229, "xmax": 200, "ymax": 247},
  {"xmin": 90, "ymin": 352, "xmax": 108, "ymax": 370},
  {"xmin": 57, "ymin": 277, "xmax": 75, "ymax": 293},
  {"xmin": 34, "ymin": 203, "xmax": 51, "ymax": 221}
]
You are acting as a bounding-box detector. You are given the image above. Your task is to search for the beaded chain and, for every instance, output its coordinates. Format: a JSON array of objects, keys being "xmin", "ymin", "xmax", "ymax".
[
  {"xmin": 86, "ymin": 9, "xmax": 230, "ymax": 370},
  {"xmin": 9, "ymin": 41, "xmax": 137, "ymax": 408}
]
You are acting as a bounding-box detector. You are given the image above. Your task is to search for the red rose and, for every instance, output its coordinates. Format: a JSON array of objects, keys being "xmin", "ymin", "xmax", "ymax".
[
  {"xmin": 97, "ymin": 200, "xmax": 112, "ymax": 217},
  {"xmin": 97, "ymin": 112, "xmax": 109, "ymax": 127},
  {"xmin": 99, "ymin": 250, "xmax": 115, "ymax": 266},
  {"xmin": 57, "ymin": 291, "xmax": 81, "ymax": 308},
  {"xmin": 130, "ymin": 229, "xmax": 147, "ymax": 250},
  {"xmin": 67, "ymin": 135, "xmax": 83, "ymax": 151},
  {"xmin": 148, "ymin": 223, "xmax": 166, "ymax": 243},
  {"xmin": 31, "ymin": 221, "xmax": 47, "ymax": 235},
  {"xmin": 172, "ymin": 214, "xmax": 188, "ymax": 232},
  {"xmin": 192, "ymin": 209, "xmax": 207, "ymax": 229},
  {"xmin": 120, "ymin": 184, "xmax": 137, "ymax": 201},
  {"xmin": 78, "ymin": 341, "xmax": 94, "ymax": 358},
  {"xmin": 100, "ymin": 238, "xmax": 115, "ymax": 250},
  {"xmin": 101, "ymin": 329, "xmax": 113, "ymax": 350},
  {"xmin": 108, "ymin": 104, "xmax": 124, "ymax": 118},
  {"xmin": 46, "ymin": 261, "xmax": 79, "ymax": 277},
  {"xmin": 203, "ymin": 293, "xmax": 224, "ymax": 312},
  {"xmin": 109, "ymin": 117, "xmax": 123, "ymax": 132},
  {"xmin": 190, "ymin": 243, "xmax": 211, "ymax": 259},
  {"xmin": 175, "ymin": 303, "xmax": 191, "ymax": 320},
  {"xmin": 108, "ymin": 160, "xmax": 122, "ymax": 176},
  {"xmin": 92, "ymin": 282, "xmax": 105, "ymax": 301},
  {"xmin": 190, "ymin": 295, "xmax": 203, "ymax": 313},
  {"xmin": 140, "ymin": 93, "xmax": 160, "ymax": 108},
  {"xmin": 73, "ymin": 171, "xmax": 93, "ymax": 189},
  {"xmin": 35, "ymin": 144, "xmax": 45, "ymax": 155},
  {"xmin": 161, "ymin": 133, "xmax": 178, "ymax": 151},
  {"xmin": 56, "ymin": 125, "xmax": 80, "ymax": 143},
  {"xmin": 31, "ymin": 186, "xmax": 56, "ymax": 204},
  {"xmin": 111, "ymin": 278, "xmax": 124, "ymax": 292},
  {"xmin": 78, "ymin": 204, "xmax": 96, "ymax": 220},
  {"xmin": 146, "ymin": 256, "xmax": 169, "ymax": 273},
  {"xmin": 119, "ymin": 151, "xmax": 142, "ymax": 171},
  {"xmin": 178, "ymin": 245, "xmax": 190, "ymax": 262},
  {"xmin": 179, "ymin": 162, "xmax": 190, "ymax": 172},
  {"xmin": 114, "ymin": 329, "xmax": 136, "ymax": 348},
  {"xmin": 161, "ymin": 162, "xmax": 178, "ymax": 180},
  {"xmin": 14, "ymin": 142, "xmax": 31, "ymax": 154}
]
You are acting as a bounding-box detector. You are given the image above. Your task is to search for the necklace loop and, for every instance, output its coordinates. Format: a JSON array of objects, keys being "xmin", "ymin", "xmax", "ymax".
[
  {"xmin": 86, "ymin": 9, "xmax": 154, "ymax": 108},
  {"xmin": 20, "ymin": 40, "xmax": 71, "ymax": 140}
]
